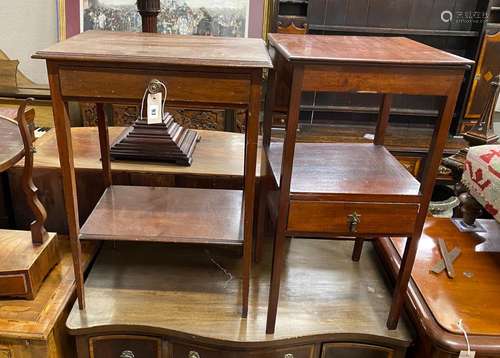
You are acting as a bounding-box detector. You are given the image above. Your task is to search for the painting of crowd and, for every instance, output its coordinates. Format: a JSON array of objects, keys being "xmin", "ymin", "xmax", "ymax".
[{"xmin": 83, "ymin": 0, "xmax": 247, "ymax": 37}]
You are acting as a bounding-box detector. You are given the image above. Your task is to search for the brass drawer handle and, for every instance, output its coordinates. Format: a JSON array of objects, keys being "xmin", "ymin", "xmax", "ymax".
[
  {"xmin": 189, "ymin": 351, "xmax": 201, "ymax": 358},
  {"xmin": 120, "ymin": 351, "xmax": 135, "ymax": 358},
  {"xmin": 347, "ymin": 212, "xmax": 361, "ymax": 233},
  {"xmin": 284, "ymin": 354, "xmax": 294, "ymax": 358}
]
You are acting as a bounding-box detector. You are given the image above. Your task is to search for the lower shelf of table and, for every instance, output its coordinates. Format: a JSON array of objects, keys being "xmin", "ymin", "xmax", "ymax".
[
  {"xmin": 79, "ymin": 185, "xmax": 244, "ymax": 245},
  {"xmin": 268, "ymin": 142, "xmax": 421, "ymax": 202}
]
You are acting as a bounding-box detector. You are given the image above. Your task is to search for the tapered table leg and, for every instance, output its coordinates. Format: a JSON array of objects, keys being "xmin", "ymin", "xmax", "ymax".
[
  {"xmin": 242, "ymin": 69, "xmax": 262, "ymax": 318},
  {"xmin": 47, "ymin": 62, "xmax": 85, "ymax": 309},
  {"xmin": 387, "ymin": 92, "xmax": 459, "ymax": 329},
  {"xmin": 266, "ymin": 66, "xmax": 304, "ymax": 334}
]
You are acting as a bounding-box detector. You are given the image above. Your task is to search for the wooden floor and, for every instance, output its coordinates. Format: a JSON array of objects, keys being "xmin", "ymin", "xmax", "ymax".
[{"xmin": 67, "ymin": 239, "xmax": 412, "ymax": 346}]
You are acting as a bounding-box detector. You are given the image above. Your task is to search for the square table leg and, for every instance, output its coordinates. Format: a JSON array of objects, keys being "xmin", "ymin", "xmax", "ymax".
[
  {"xmin": 242, "ymin": 69, "xmax": 263, "ymax": 318},
  {"xmin": 387, "ymin": 90, "xmax": 460, "ymax": 329},
  {"xmin": 47, "ymin": 63, "xmax": 85, "ymax": 309},
  {"xmin": 266, "ymin": 65, "xmax": 304, "ymax": 334}
]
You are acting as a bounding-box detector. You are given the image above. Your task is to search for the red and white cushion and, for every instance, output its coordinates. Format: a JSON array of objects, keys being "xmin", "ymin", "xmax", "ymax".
[{"xmin": 462, "ymin": 144, "xmax": 500, "ymax": 222}]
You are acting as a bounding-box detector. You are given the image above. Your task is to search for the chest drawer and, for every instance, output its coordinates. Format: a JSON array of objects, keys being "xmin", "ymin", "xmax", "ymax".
[
  {"xmin": 250, "ymin": 345, "xmax": 314, "ymax": 358},
  {"xmin": 172, "ymin": 343, "xmax": 236, "ymax": 358},
  {"xmin": 321, "ymin": 343, "xmax": 397, "ymax": 358},
  {"xmin": 0, "ymin": 274, "xmax": 27, "ymax": 297},
  {"xmin": 172, "ymin": 343, "xmax": 314, "ymax": 358},
  {"xmin": 287, "ymin": 201, "xmax": 419, "ymax": 236},
  {"xmin": 89, "ymin": 335, "xmax": 162, "ymax": 358}
]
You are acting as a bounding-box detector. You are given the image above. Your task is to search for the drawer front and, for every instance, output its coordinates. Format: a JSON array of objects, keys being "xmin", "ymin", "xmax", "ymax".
[
  {"xmin": 172, "ymin": 343, "xmax": 235, "ymax": 358},
  {"xmin": 59, "ymin": 67, "xmax": 251, "ymax": 105},
  {"xmin": 288, "ymin": 201, "xmax": 418, "ymax": 236},
  {"xmin": 0, "ymin": 274, "xmax": 27, "ymax": 296},
  {"xmin": 89, "ymin": 335, "xmax": 161, "ymax": 358},
  {"xmin": 321, "ymin": 343, "xmax": 395, "ymax": 358},
  {"xmin": 250, "ymin": 345, "xmax": 315, "ymax": 358},
  {"xmin": 172, "ymin": 344, "xmax": 314, "ymax": 358}
]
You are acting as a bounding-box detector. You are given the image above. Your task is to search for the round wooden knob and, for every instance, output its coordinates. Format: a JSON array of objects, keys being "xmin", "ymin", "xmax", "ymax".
[{"xmin": 188, "ymin": 351, "xmax": 201, "ymax": 358}]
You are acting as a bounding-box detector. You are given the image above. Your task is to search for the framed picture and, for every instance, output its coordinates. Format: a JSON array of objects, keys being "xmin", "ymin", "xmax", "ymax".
[{"xmin": 80, "ymin": 0, "xmax": 252, "ymax": 37}]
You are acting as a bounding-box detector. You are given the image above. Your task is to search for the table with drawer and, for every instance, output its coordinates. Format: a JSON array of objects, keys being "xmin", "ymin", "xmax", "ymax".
[{"xmin": 258, "ymin": 33, "xmax": 473, "ymax": 334}]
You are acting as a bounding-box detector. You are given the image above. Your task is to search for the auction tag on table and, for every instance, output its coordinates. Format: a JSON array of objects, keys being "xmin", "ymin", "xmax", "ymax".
[
  {"xmin": 147, "ymin": 92, "xmax": 162, "ymax": 124},
  {"xmin": 459, "ymin": 351, "xmax": 476, "ymax": 358}
]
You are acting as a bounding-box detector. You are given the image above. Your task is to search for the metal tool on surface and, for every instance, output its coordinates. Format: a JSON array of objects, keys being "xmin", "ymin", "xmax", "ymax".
[{"xmin": 430, "ymin": 239, "xmax": 461, "ymax": 279}]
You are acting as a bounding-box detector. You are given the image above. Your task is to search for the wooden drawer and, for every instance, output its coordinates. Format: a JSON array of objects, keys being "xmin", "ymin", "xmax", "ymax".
[
  {"xmin": 172, "ymin": 344, "xmax": 314, "ymax": 358},
  {"xmin": 250, "ymin": 345, "xmax": 315, "ymax": 358},
  {"xmin": 287, "ymin": 201, "xmax": 418, "ymax": 236},
  {"xmin": 59, "ymin": 67, "xmax": 251, "ymax": 105},
  {"xmin": 89, "ymin": 335, "xmax": 162, "ymax": 358},
  {"xmin": 321, "ymin": 343, "xmax": 396, "ymax": 358},
  {"xmin": 0, "ymin": 274, "xmax": 27, "ymax": 296}
]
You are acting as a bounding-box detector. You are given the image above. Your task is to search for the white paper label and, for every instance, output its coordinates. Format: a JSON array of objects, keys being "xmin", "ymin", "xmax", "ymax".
[
  {"xmin": 459, "ymin": 351, "xmax": 475, "ymax": 358},
  {"xmin": 147, "ymin": 93, "xmax": 162, "ymax": 124}
]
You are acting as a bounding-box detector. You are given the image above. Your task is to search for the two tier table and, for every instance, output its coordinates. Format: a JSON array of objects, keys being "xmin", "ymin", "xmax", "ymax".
[
  {"xmin": 259, "ymin": 34, "xmax": 473, "ymax": 334},
  {"xmin": 33, "ymin": 30, "xmax": 272, "ymax": 317}
]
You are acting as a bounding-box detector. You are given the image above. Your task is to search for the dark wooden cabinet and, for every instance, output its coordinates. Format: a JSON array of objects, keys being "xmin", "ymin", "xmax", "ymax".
[
  {"xmin": 463, "ymin": 28, "xmax": 500, "ymax": 131},
  {"xmin": 268, "ymin": 0, "xmax": 494, "ymax": 135}
]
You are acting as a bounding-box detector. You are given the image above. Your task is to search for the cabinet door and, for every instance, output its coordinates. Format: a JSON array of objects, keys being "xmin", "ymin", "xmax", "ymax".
[
  {"xmin": 321, "ymin": 343, "xmax": 395, "ymax": 358},
  {"xmin": 89, "ymin": 335, "xmax": 162, "ymax": 358}
]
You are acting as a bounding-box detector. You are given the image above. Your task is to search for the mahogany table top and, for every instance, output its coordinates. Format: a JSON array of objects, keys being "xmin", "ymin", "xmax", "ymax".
[
  {"xmin": 268, "ymin": 34, "xmax": 474, "ymax": 67},
  {"xmin": 66, "ymin": 239, "xmax": 412, "ymax": 346},
  {"xmin": 0, "ymin": 238, "xmax": 97, "ymax": 340},
  {"xmin": 16, "ymin": 127, "xmax": 262, "ymax": 178},
  {"xmin": 0, "ymin": 113, "xmax": 23, "ymax": 173},
  {"xmin": 390, "ymin": 218, "xmax": 500, "ymax": 336},
  {"xmin": 34, "ymin": 31, "xmax": 273, "ymax": 69}
]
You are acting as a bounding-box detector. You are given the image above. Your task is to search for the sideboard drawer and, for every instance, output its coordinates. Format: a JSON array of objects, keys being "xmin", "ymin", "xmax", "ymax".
[
  {"xmin": 172, "ymin": 343, "xmax": 314, "ymax": 358},
  {"xmin": 171, "ymin": 343, "xmax": 236, "ymax": 358},
  {"xmin": 321, "ymin": 343, "xmax": 395, "ymax": 358},
  {"xmin": 250, "ymin": 345, "xmax": 315, "ymax": 358},
  {"xmin": 89, "ymin": 335, "xmax": 162, "ymax": 358},
  {"xmin": 287, "ymin": 201, "xmax": 419, "ymax": 236}
]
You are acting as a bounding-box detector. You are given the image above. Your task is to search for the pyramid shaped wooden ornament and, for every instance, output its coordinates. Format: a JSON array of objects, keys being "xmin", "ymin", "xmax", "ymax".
[
  {"xmin": 110, "ymin": 113, "xmax": 200, "ymax": 166},
  {"xmin": 110, "ymin": 79, "xmax": 200, "ymax": 166}
]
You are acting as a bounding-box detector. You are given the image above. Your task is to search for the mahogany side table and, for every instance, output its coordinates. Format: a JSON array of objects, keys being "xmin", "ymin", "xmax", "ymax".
[
  {"xmin": 259, "ymin": 34, "xmax": 473, "ymax": 334},
  {"xmin": 33, "ymin": 30, "xmax": 272, "ymax": 317}
]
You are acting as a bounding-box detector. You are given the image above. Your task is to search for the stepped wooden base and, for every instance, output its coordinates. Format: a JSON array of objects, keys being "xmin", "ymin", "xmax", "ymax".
[
  {"xmin": 110, "ymin": 114, "xmax": 200, "ymax": 166},
  {"xmin": 0, "ymin": 230, "xmax": 59, "ymax": 299}
]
